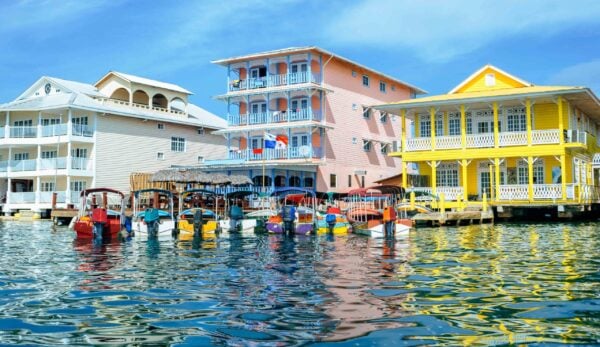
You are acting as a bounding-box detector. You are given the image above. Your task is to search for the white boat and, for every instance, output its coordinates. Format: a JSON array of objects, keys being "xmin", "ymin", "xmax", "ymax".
[
  {"xmin": 132, "ymin": 189, "xmax": 176, "ymax": 240},
  {"xmin": 353, "ymin": 222, "xmax": 410, "ymax": 238},
  {"xmin": 218, "ymin": 219, "xmax": 257, "ymax": 234}
]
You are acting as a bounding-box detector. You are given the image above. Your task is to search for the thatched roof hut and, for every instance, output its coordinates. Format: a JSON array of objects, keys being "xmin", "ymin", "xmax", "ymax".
[{"xmin": 150, "ymin": 169, "xmax": 252, "ymax": 186}]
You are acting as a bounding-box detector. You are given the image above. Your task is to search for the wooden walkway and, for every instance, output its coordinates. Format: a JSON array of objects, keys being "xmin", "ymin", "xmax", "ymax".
[{"xmin": 412, "ymin": 209, "xmax": 494, "ymax": 226}]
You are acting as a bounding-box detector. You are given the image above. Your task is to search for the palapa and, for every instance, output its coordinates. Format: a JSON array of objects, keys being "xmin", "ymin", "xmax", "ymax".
[{"xmin": 150, "ymin": 169, "xmax": 252, "ymax": 186}]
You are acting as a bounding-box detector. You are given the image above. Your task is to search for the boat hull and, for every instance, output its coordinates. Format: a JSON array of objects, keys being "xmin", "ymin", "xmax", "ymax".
[
  {"xmin": 73, "ymin": 217, "xmax": 123, "ymax": 240},
  {"xmin": 132, "ymin": 220, "xmax": 176, "ymax": 240},
  {"xmin": 353, "ymin": 222, "xmax": 410, "ymax": 238},
  {"xmin": 177, "ymin": 220, "xmax": 218, "ymax": 240},
  {"xmin": 266, "ymin": 222, "xmax": 313, "ymax": 235},
  {"xmin": 218, "ymin": 219, "xmax": 257, "ymax": 234}
]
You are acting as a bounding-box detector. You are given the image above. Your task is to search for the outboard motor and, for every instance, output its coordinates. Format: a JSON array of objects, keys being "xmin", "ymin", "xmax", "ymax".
[
  {"xmin": 229, "ymin": 204, "xmax": 244, "ymax": 232},
  {"xmin": 382, "ymin": 206, "xmax": 397, "ymax": 237},
  {"xmin": 91, "ymin": 207, "xmax": 108, "ymax": 241},
  {"xmin": 281, "ymin": 205, "xmax": 296, "ymax": 235},
  {"xmin": 325, "ymin": 213, "xmax": 337, "ymax": 234},
  {"xmin": 144, "ymin": 207, "xmax": 160, "ymax": 238},
  {"xmin": 193, "ymin": 209, "xmax": 204, "ymax": 238}
]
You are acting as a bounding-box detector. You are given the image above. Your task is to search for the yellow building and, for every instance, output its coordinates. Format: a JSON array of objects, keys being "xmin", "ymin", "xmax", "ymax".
[{"xmin": 376, "ymin": 65, "xmax": 600, "ymax": 216}]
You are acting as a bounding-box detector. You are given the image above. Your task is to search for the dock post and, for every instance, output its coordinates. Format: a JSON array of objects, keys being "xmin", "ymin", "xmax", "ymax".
[
  {"xmin": 439, "ymin": 193, "xmax": 446, "ymax": 224},
  {"xmin": 410, "ymin": 192, "xmax": 416, "ymax": 211},
  {"xmin": 51, "ymin": 192, "xmax": 57, "ymax": 209},
  {"xmin": 483, "ymin": 193, "xmax": 488, "ymax": 212}
]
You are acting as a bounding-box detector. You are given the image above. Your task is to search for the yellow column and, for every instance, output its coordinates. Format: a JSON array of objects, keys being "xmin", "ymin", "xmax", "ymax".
[
  {"xmin": 495, "ymin": 158, "xmax": 500, "ymax": 201},
  {"xmin": 460, "ymin": 104, "xmax": 466, "ymax": 149},
  {"xmin": 493, "ymin": 102, "xmax": 499, "ymax": 148},
  {"xmin": 561, "ymin": 155, "xmax": 567, "ymax": 201},
  {"xmin": 528, "ymin": 156, "xmax": 534, "ymax": 202},
  {"xmin": 401, "ymin": 161, "xmax": 408, "ymax": 189},
  {"xmin": 489, "ymin": 164, "xmax": 494, "ymax": 200},
  {"xmin": 431, "ymin": 161, "xmax": 437, "ymax": 196},
  {"xmin": 526, "ymin": 99, "xmax": 532, "ymax": 146},
  {"xmin": 462, "ymin": 159, "xmax": 468, "ymax": 199},
  {"xmin": 401, "ymin": 109, "xmax": 407, "ymax": 153},
  {"xmin": 430, "ymin": 107, "xmax": 436, "ymax": 150},
  {"xmin": 558, "ymin": 96, "xmax": 564, "ymax": 144},
  {"xmin": 443, "ymin": 111, "xmax": 448, "ymax": 137}
]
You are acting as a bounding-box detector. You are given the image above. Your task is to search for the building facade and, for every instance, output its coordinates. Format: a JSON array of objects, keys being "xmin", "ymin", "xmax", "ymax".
[
  {"xmin": 203, "ymin": 47, "xmax": 424, "ymax": 193},
  {"xmin": 376, "ymin": 65, "xmax": 600, "ymax": 213},
  {"xmin": 0, "ymin": 72, "xmax": 226, "ymax": 215}
]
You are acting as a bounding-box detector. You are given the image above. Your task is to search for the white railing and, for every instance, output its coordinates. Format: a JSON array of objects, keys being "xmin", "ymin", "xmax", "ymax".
[
  {"xmin": 228, "ymin": 147, "xmax": 321, "ymax": 161},
  {"xmin": 228, "ymin": 109, "xmax": 322, "ymax": 126},
  {"xmin": 71, "ymin": 191, "xmax": 82, "ymax": 204},
  {"xmin": 406, "ymin": 137, "xmax": 432, "ymax": 151},
  {"xmin": 72, "ymin": 124, "xmax": 94, "ymax": 137},
  {"xmin": 565, "ymin": 130, "xmax": 587, "ymax": 145},
  {"xmin": 0, "ymin": 161, "xmax": 8, "ymax": 172},
  {"xmin": 10, "ymin": 192, "xmax": 36, "ymax": 203},
  {"xmin": 228, "ymin": 72, "xmax": 322, "ymax": 91},
  {"xmin": 104, "ymin": 98, "xmax": 186, "ymax": 116},
  {"xmin": 466, "ymin": 133, "xmax": 494, "ymax": 148},
  {"xmin": 10, "ymin": 126, "xmax": 37, "ymax": 138},
  {"xmin": 499, "ymin": 131, "xmax": 527, "ymax": 146},
  {"xmin": 533, "ymin": 184, "xmax": 562, "ymax": 199},
  {"xmin": 434, "ymin": 135, "xmax": 461, "ymax": 149},
  {"xmin": 408, "ymin": 187, "xmax": 462, "ymax": 201},
  {"xmin": 39, "ymin": 157, "xmax": 67, "ymax": 170},
  {"xmin": 42, "ymin": 124, "xmax": 68, "ymax": 137},
  {"xmin": 39, "ymin": 191, "xmax": 66, "ymax": 203},
  {"xmin": 11, "ymin": 159, "xmax": 37, "ymax": 172},
  {"xmin": 532, "ymin": 130, "xmax": 560, "ymax": 144},
  {"xmin": 498, "ymin": 185, "xmax": 529, "ymax": 200},
  {"xmin": 71, "ymin": 157, "xmax": 90, "ymax": 170}
]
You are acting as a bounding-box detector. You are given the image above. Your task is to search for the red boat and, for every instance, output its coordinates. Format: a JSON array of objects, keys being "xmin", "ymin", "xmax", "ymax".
[{"xmin": 72, "ymin": 188, "xmax": 126, "ymax": 240}]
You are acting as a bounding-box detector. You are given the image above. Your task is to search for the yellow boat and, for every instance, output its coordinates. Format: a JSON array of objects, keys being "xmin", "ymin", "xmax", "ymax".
[
  {"xmin": 315, "ymin": 212, "xmax": 352, "ymax": 235},
  {"xmin": 177, "ymin": 208, "xmax": 218, "ymax": 240}
]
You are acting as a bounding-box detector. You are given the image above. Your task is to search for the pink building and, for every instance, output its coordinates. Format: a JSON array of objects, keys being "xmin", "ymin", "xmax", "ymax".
[{"xmin": 204, "ymin": 47, "xmax": 424, "ymax": 193}]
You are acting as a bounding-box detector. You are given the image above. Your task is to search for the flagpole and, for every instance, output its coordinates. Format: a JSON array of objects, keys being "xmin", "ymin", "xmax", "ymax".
[{"xmin": 262, "ymin": 152, "xmax": 265, "ymax": 193}]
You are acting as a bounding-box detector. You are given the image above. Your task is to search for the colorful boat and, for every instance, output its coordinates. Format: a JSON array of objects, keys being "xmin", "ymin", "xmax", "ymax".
[
  {"xmin": 315, "ymin": 206, "xmax": 352, "ymax": 235},
  {"xmin": 132, "ymin": 189, "xmax": 176, "ymax": 240},
  {"xmin": 72, "ymin": 188, "xmax": 126, "ymax": 241},
  {"xmin": 346, "ymin": 206, "xmax": 410, "ymax": 238},
  {"xmin": 218, "ymin": 190, "xmax": 257, "ymax": 234},
  {"xmin": 266, "ymin": 188, "xmax": 316, "ymax": 235},
  {"xmin": 176, "ymin": 189, "xmax": 219, "ymax": 239}
]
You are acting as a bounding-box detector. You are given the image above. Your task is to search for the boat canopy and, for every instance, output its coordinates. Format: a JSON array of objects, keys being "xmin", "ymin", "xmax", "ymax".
[
  {"xmin": 225, "ymin": 190, "xmax": 255, "ymax": 199},
  {"xmin": 181, "ymin": 189, "xmax": 217, "ymax": 198},
  {"xmin": 133, "ymin": 188, "xmax": 173, "ymax": 198},
  {"xmin": 270, "ymin": 187, "xmax": 315, "ymax": 197},
  {"xmin": 80, "ymin": 188, "xmax": 125, "ymax": 198}
]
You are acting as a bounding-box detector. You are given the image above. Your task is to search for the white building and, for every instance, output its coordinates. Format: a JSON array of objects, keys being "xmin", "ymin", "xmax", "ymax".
[{"xmin": 0, "ymin": 72, "xmax": 227, "ymax": 216}]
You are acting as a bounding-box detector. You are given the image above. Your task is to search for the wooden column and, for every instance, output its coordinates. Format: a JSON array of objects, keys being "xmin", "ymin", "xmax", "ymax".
[
  {"xmin": 401, "ymin": 109, "xmax": 407, "ymax": 153},
  {"xmin": 495, "ymin": 158, "xmax": 501, "ymax": 201},
  {"xmin": 462, "ymin": 159, "xmax": 468, "ymax": 199},
  {"xmin": 493, "ymin": 102, "xmax": 499, "ymax": 148},
  {"xmin": 558, "ymin": 96, "xmax": 564, "ymax": 144},
  {"xmin": 526, "ymin": 99, "xmax": 532, "ymax": 146},
  {"xmin": 431, "ymin": 161, "xmax": 437, "ymax": 196},
  {"xmin": 528, "ymin": 156, "xmax": 534, "ymax": 202},
  {"xmin": 430, "ymin": 107, "xmax": 436, "ymax": 150},
  {"xmin": 460, "ymin": 104, "xmax": 466, "ymax": 149},
  {"xmin": 401, "ymin": 161, "xmax": 408, "ymax": 189}
]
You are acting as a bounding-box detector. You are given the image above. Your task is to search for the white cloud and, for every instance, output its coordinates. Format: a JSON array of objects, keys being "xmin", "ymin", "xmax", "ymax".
[
  {"xmin": 547, "ymin": 60, "xmax": 600, "ymax": 95},
  {"xmin": 324, "ymin": 0, "xmax": 600, "ymax": 62}
]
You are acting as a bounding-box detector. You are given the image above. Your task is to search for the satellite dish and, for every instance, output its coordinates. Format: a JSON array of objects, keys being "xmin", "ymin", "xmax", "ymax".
[{"xmin": 299, "ymin": 145, "xmax": 310, "ymax": 157}]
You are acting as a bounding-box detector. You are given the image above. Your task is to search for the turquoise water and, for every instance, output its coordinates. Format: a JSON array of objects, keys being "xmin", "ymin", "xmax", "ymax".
[{"xmin": 0, "ymin": 221, "xmax": 598, "ymax": 346}]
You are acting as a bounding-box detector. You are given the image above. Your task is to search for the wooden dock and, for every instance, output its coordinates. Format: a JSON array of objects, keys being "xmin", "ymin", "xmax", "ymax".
[{"xmin": 412, "ymin": 209, "xmax": 494, "ymax": 226}]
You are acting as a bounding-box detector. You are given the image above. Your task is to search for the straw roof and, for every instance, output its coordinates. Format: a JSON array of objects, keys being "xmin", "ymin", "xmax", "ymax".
[{"xmin": 150, "ymin": 169, "xmax": 252, "ymax": 185}]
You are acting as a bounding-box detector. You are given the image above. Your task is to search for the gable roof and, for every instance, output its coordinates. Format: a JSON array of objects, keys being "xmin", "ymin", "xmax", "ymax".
[
  {"xmin": 212, "ymin": 46, "xmax": 426, "ymax": 95},
  {"xmin": 95, "ymin": 71, "xmax": 193, "ymax": 95},
  {"xmin": 449, "ymin": 64, "xmax": 533, "ymax": 94},
  {"xmin": 16, "ymin": 76, "xmax": 105, "ymax": 100}
]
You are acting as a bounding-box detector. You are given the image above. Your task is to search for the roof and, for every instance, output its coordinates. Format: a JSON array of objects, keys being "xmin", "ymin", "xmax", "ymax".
[
  {"xmin": 95, "ymin": 71, "xmax": 193, "ymax": 95},
  {"xmin": 187, "ymin": 103, "xmax": 227, "ymax": 128},
  {"xmin": 16, "ymin": 76, "xmax": 105, "ymax": 100},
  {"xmin": 448, "ymin": 64, "xmax": 533, "ymax": 94},
  {"xmin": 211, "ymin": 46, "xmax": 426, "ymax": 95}
]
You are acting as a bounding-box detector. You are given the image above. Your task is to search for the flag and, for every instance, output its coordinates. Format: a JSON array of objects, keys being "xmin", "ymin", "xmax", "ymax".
[
  {"xmin": 252, "ymin": 148, "xmax": 263, "ymax": 154},
  {"xmin": 275, "ymin": 134, "xmax": 288, "ymax": 149},
  {"xmin": 264, "ymin": 133, "xmax": 276, "ymax": 149}
]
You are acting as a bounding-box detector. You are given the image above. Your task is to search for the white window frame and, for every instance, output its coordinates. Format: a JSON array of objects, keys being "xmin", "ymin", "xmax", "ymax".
[
  {"xmin": 363, "ymin": 139, "xmax": 372, "ymax": 152},
  {"xmin": 419, "ymin": 114, "xmax": 431, "ymax": 137},
  {"xmin": 40, "ymin": 181, "xmax": 55, "ymax": 192},
  {"xmin": 197, "ymin": 128, "xmax": 205, "ymax": 135},
  {"xmin": 448, "ymin": 113, "xmax": 461, "ymax": 136},
  {"xmin": 157, "ymin": 152, "xmax": 165, "ymax": 160},
  {"xmin": 171, "ymin": 137, "xmax": 186, "ymax": 152},
  {"xmin": 380, "ymin": 143, "xmax": 389, "ymax": 154},
  {"xmin": 41, "ymin": 150, "xmax": 57, "ymax": 159},
  {"xmin": 363, "ymin": 107, "xmax": 371, "ymax": 119},
  {"xmin": 380, "ymin": 112, "xmax": 388, "ymax": 123},
  {"xmin": 14, "ymin": 153, "xmax": 29, "ymax": 161},
  {"xmin": 157, "ymin": 123, "xmax": 165, "ymax": 130},
  {"xmin": 70, "ymin": 181, "xmax": 86, "ymax": 192},
  {"xmin": 197, "ymin": 156, "xmax": 204, "ymax": 163}
]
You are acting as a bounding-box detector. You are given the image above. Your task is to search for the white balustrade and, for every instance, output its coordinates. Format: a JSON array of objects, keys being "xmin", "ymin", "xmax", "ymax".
[
  {"xmin": 39, "ymin": 157, "xmax": 67, "ymax": 170},
  {"xmin": 466, "ymin": 133, "xmax": 494, "ymax": 148},
  {"xmin": 436, "ymin": 187, "xmax": 464, "ymax": 201},
  {"xmin": 11, "ymin": 159, "xmax": 37, "ymax": 172},
  {"xmin": 41, "ymin": 124, "xmax": 68, "ymax": 137},
  {"xmin": 499, "ymin": 131, "xmax": 527, "ymax": 146},
  {"xmin": 434, "ymin": 135, "xmax": 461, "ymax": 149},
  {"xmin": 10, "ymin": 126, "xmax": 37, "ymax": 138},
  {"xmin": 71, "ymin": 157, "xmax": 89, "ymax": 170},
  {"xmin": 532, "ymin": 130, "xmax": 559, "ymax": 144},
  {"xmin": 406, "ymin": 137, "xmax": 432, "ymax": 151},
  {"xmin": 498, "ymin": 185, "xmax": 529, "ymax": 200},
  {"xmin": 10, "ymin": 192, "xmax": 36, "ymax": 203},
  {"xmin": 533, "ymin": 184, "xmax": 562, "ymax": 199}
]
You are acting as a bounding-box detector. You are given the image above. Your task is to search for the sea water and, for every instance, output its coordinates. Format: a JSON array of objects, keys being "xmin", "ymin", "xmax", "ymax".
[{"xmin": 0, "ymin": 221, "xmax": 598, "ymax": 346}]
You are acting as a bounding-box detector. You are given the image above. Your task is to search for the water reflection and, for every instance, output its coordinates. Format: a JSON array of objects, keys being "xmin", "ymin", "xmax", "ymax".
[{"xmin": 0, "ymin": 221, "xmax": 597, "ymax": 345}]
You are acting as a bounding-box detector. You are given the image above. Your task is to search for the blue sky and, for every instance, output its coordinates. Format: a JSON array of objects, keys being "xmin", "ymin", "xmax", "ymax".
[{"xmin": 1, "ymin": 0, "xmax": 599, "ymax": 117}]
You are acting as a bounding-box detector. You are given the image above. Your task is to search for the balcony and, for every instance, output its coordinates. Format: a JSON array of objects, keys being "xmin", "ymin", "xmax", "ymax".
[
  {"xmin": 497, "ymin": 183, "xmax": 597, "ymax": 201},
  {"xmin": 228, "ymin": 146, "xmax": 322, "ymax": 161},
  {"xmin": 0, "ymin": 157, "xmax": 90, "ymax": 173},
  {"xmin": 7, "ymin": 191, "xmax": 67, "ymax": 204},
  {"xmin": 228, "ymin": 72, "xmax": 322, "ymax": 92},
  {"xmin": 103, "ymin": 98, "xmax": 186, "ymax": 116},
  {"xmin": 0, "ymin": 124, "xmax": 94, "ymax": 140},
  {"xmin": 403, "ymin": 129, "xmax": 585, "ymax": 152},
  {"xmin": 228, "ymin": 108, "xmax": 322, "ymax": 126}
]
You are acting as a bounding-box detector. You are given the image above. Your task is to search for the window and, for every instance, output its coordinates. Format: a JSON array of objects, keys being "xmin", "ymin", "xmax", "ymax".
[
  {"xmin": 157, "ymin": 123, "xmax": 164, "ymax": 130},
  {"xmin": 380, "ymin": 143, "xmax": 388, "ymax": 154},
  {"xmin": 197, "ymin": 156, "xmax": 204, "ymax": 163},
  {"xmin": 448, "ymin": 113, "xmax": 461, "ymax": 136},
  {"xmin": 379, "ymin": 81, "xmax": 386, "ymax": 93},
  {"xmin": 250, "ymin": 102, "xmax": 267, "ymax": 114},
  {"xmin": 361, "ymin": 176, "xmax": 365, "ymax": 188},
  {"xmin": 42, "ymin": 118, "xmax": 60, "ymax": 126},
  {"xmin": 251, "ymin": 137, "xmax": 263, "ymax": 149},
  {"xmin": 419, "ymin": 115, "xmax": 431, "ymax": 137},
  {"xmin": 517, "ymin": 159, "xmax": 544, "ymax": 184},
  {"xmin": 363, "ymin": 139, "xmax": 371, "ymax": 152},
  {"xmin": 72, "ymin": 148, "xmax": 87, "ymax": 158},
  {"xmin": 380, "ymin": 112, "xmax": 388, "ymax": 123},
  {"xmin": 348, "ymin": 175, "xmax": 352, "ymax": 187},
  {"xmin": 352, "ymin": 137, "xmax": 357, "ymax": 144},
  {"xmin": 435, "ymin": 114, "xmax": 443, "ymax": 136},
  {"xmin": 485, "ymin": 73, "xmax": 496, "ymax": 86},
  {"xmin": 362, "ymin": 75, "xmax": 369, "ymax": 87},
  {"xmin": 330, "ymin": 174, "xmax": 337, "ymax": 188},
  {"xmin": 352, "ymin": 70, "xmax": 357, "ymax": 77},
  {"xmin": 40, "ymin": 182, "xmax": 55, "ymax": 192},
  {"xmin": 466, "ymin": 113, "xmax": 473, "ymax": 134},
  {"xmin": 363, "ymin": 107, "xmax": 371, "ymax": 119},
  {"xmin": 197, "ymin": 128, "xmax": 205, "ymax": 135},
  {"xmin": 14, "ymin": 153, "xmax": 29, "ymax": 161},
  {"xmin": 352, "ymin": 103, "xmax": 358, "ymax": 111},
  {"xmin": 157, "ymin": 152, "xmax": 164, "ymax": 160},
  {"xmin": 391, "ymin": 85, "xmax": 396, "ymax": 91},
  {"xmin": 41, "ymin": 151, "xmax": 57, "ymax": 159},
  {"xmin": 71, "ymin": 181, "xmax": 86, "ymax": 192},
  {"xmin": 506, "ymin": 107, "xmax": 527, "ymax": 132},
  {"xmin": 171, "ymin": 137, "xmax": 185, "ymax": 152},
  {"xmin": 436, "ymin": 163, "xmax": 459, "ymax": 187}
]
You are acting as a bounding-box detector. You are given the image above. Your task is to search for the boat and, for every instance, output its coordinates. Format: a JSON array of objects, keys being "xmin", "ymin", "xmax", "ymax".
[
  {"xmin": 131, "ymin": 189, "xmax": 176, "ymax": 240},
  {"xmin": 246, "ymin": 208, "xmax": 277, "ymax": 231},
  {"xmin": 266, "ymin": 188, "xmax": 316, "ymax": 235},
  {"xmin": 315, "ymin": 206, "xmax": 352, "ymax": 235},
  {"xmin": 347, "ymin": 206, "xmax": 410, "ymax": 238},
  {"xmin": 177, "ymin": 189, "xmax": 219, "ymax": 239},
  {"xmin": 72, "ymin": 188, "xmax": 126, "ymax": 241},
  {"xmin": 218, "ymin": 190, "xmax": 257, "ymax": 234}
]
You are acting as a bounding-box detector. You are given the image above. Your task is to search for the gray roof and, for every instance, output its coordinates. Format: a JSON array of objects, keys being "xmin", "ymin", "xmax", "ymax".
[{"xmin": 98, "ymin": 71, "xmax": 193, "ymax": 95}]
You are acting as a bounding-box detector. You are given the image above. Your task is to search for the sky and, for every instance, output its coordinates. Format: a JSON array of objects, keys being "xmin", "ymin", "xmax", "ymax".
[{"xmin": 1, "ymin": 0, "xmax": 599, "ymax": 117}]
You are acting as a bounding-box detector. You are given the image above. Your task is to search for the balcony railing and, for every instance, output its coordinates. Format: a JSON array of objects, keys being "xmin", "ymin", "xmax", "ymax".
[
  {"xmin": 10, "ymin": 126, "xmax": 37, "ymax": 138},
  {"xmin": 72, "ymin": 124, "xmax": 94, "ymax": 137},
  {"xmin": 1, "ymin": 124, "xmax": 94, "ymax": 139},
  {"xmin": 42, "ymin": 124, "xmax": 68, "ymax": 137},
  {"xmin": 229, "ymin": 72, "xmax": 322, "ymax": 92},
  {"xmin": 228, "ymin": 109, "xmax": 322, "ymax": 126},
  {"xmin": 228, "ymin": 146, "xmax": 322, "ymax": 161},
  {"xmin": 410, "ymin": 187, "xmax": 464, "ymax": 201},
  {"xmin": 497, "ymin": 184, "xmax": 591, "ymax": 201},
  {"xmin": 39, "ymin": 157, "xmax": 68, "ymax": 170},
  {"xmin": 11, "ymin": 159, "xmax": 37, "ymax": 172},
  {"xmin": 0, "ymin": 157, "xmax": 89, "ymax": 172},
  {"xmin": 402, "ymin": 129, "xmax": 585, "ymax": 152},
  {"xmin": 71, "ymin": 157, "xmax": 90, "ymax": 170},
  {"xmin": 103, "ymin": 98, "xmax": 186, "ymax": 116}
]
